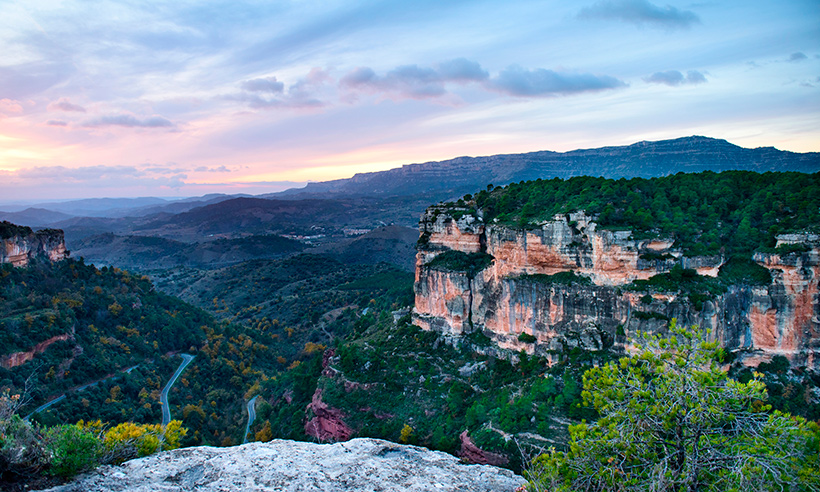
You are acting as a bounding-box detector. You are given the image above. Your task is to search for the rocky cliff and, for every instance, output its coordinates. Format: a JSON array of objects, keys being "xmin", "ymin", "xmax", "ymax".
[
  {"xmin": 413, "ymin": 208, "xmax": 820, "ymax": 369},
  {"xmin": 0, "ymin": 221, "xmax": 67, "ymax": 267},
  {"xmin": 45, "ymin": 438, "xmax": 524, "ymax": 492}
]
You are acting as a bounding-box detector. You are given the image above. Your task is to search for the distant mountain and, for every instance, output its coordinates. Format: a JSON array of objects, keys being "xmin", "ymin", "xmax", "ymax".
[
  {"xmin": 0, "ymin": 207, "xmax": 74, "ymax": 226},
  {"xmin": 275, "ymin": 136, "xmax": 820, "ymax": 198}
]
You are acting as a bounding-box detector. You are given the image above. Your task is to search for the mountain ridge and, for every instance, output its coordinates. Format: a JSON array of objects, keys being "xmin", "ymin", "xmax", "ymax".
[{"xmin": 274, "ymin": 136, "xmax": 820, "ymax": 198}]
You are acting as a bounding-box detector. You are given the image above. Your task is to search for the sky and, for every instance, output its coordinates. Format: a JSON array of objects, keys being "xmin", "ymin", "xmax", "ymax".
[{"xmin": 0, "ymin": 0, "xmax": 818, "ymax": 201}]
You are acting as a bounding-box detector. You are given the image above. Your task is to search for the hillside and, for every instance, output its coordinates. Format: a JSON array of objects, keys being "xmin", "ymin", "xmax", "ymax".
[{"xmin": 72, "ymin": 233, "xmax": 305, "ymax": 270}]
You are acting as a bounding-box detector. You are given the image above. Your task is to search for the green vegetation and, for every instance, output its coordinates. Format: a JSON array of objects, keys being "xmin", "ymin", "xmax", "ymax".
[
  {"xmin": 0, "ymin": 221, "xmax": 33, "ymax": 239},
  {"xmin": 526, "ymin": 322, "xmax": 820, "ymax": 491},
  {"xmin": 470, "ymin": 171, "xmax": 820, "ymax": 257},
  {"xmin": 424, "ymin": 251, "xmax": 494, "ymax": 278},
  {"xmin": 248, "ymin": 317, "xmax": 603, "ymax": 471},
  {"xmin": 632, "ymin": 311, "xmax": 669, "ymax": 321},
  {"xmin": 1, "ymin": 253, "xmax": 416, "ymax": 452},
  {"xmin": 717, "ymin": 256, "xmax": 772, "ymax": 285},
  {"xmin": 0, "ymin": 389, "xmax": 185, "ymax": 484},
  {"xmin": 515, "ymin": 271, "xmax": 592, "ymax": 286},
  {"xmin": 0, "ymin": 258, "xmax": 209, "ymax": 424},
  {"xmin": 627, "ymin": 266, "xmax": 726, "ymax": 309},
  {"xmin": 518, "ymin": 332, "xmax": 537, "ymax": 343}
]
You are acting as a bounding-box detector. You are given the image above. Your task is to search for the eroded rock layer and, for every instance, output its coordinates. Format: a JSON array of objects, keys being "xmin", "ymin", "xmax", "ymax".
[
  {"xmin": 0, "ymin": 224, "xmax": 67, "ymax": 267},
  {"xmin": 413, "ymin": 208, "xmax": 820, "ymax": 368}
]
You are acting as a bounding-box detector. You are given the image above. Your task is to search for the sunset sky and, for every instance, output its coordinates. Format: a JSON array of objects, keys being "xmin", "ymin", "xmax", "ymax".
[{"xmin": 1, "ymin": 0, "xmax": 818, "ymax": 201}]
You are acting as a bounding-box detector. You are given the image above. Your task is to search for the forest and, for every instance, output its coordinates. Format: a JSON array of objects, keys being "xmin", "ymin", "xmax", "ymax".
[{"xmin": 469, "ymin": 171, "xmax": 820, "ymax": 257}]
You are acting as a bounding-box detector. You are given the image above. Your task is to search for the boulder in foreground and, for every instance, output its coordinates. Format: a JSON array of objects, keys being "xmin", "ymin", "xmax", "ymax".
[{"xmin": 45, "ymin": 438, "xmax": 525, "ymax": 492}]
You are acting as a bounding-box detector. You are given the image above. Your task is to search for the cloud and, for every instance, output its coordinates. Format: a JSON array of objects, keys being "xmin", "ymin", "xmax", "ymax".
[
  {"xmin": 289, "ymin": 68, "xmax": 334, "ymax": 97},
  {"xmin": 194, "ymin": 165, "xmax": 231, "ymax": 173},
  {"xmin": 49, "ymin": 98, "xmax": 87, "ymax": 112},
  {"xmin": 788, "ymin": 52, "xmax": 808, "ymax": 62},
  {"xmin": 578, "ymin": 0, "xmax": 700, "ymax": 29},
  {"xmin": 82, "ymin": 114, "xmax": 174, "ymax": 128},
  {"xmin": 10, "ymin": 165, "xmax": 188, "ymax": 189},
  {"xmin": 46, "ymin": 120, "xmax": 68, "ymax": 126},
  {"xmin": 240, "ymin": 76, "xmax": 285, "ymax": 93},
  {"xmin": 644, "ymin": 70, "xmax": 707, "ymax": 86},
  {"xmin": 341, "ymin": 58, "xmax": 490, "ymax": 100},
  {"xmin": 436, "ymin": 58, "xmax": 489, "ymax": 82},
  {"xmin": 230, "ymin": 69, "xmax": 331, "ymax": 109},
  {"xmin": 226, "ymin": 91, "xmax": 324, "ymax": 110},
  {"xmin": 488, "ymin": 66, "xmax": 626, "ymax": 96},
  {"xmin": 0, "ymin": 98, "xmax": 23, "ymax": 117}
]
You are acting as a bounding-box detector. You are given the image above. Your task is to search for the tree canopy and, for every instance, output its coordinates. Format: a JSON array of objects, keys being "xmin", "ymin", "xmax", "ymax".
[{"xmin": 526, "ymin": 321, "xmax": 820, "ymax": 491}]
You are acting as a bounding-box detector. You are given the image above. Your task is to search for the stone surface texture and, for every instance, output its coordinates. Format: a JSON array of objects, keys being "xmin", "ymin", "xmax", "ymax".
[
  {"xmin": 44, "ymin": 438, "xmax": 524, "ymax": 492},
  {"xmin": 1, "ymin": 228, "xmax": 67, "ymax": 267},
  {"xmin": 413, "ymin": 207, "xmax": 820, "ymax": 369}
]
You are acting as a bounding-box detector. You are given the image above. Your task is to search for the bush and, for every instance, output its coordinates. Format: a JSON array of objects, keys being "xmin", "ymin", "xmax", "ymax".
[
  {"xmin": 0, "ymin": 414, "xmax": 48, "ymax": 481},
  {"xmin": 45, "ymin": 424, "xmax": 103, "ymax": 478},
  {"xmin": 526, "ymin": 321, "xmax": 820, "ymax": 491},
  {"xmin": 516, "ymin": 271, "xmax": 592, "ymax": 286},
  {"xmin": 425, "ymin": 251, "xmax": 494, "ymax": 278},
  {"xmin": 518, "ymin": 333, "xmax": 537, "ymax": 343}
]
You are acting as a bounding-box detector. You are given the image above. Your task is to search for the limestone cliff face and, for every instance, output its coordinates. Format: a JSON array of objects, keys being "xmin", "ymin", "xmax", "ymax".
[
  {"xmin": 0, "ymin": 223, "xmax": 67, "ymax": 267},
  {"xmin": 413, "ymin": 207, "xmax": 820, "ymax": 369}
]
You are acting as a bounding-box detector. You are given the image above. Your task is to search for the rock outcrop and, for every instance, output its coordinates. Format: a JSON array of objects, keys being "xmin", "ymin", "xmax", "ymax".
[
  {"xmin": 1, "ymin": 333, "xmax": 73, "ymax": 369},
  {"xmin": 458, "ymin": 431, "xmax": 509, "ymax": 467},
  {"xmin": 0, "ymin": 222, "xmax": 67, "ymax": 267},
  {"xmin": 304, "ymin": 389, "xmax": 353, "ymax": 442},
  {"xmin": 45, "ymin": 438, "xmax": 525, "ymax": 492},
  {"xmin": 413, "ymin": 208, "xmax": 820, "ymax": 369}
]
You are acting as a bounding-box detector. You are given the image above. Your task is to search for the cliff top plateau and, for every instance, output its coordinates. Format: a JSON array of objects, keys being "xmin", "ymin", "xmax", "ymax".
[{"xmin": 44, "ymin": 438, "xmax": 524, "ymax": 492}]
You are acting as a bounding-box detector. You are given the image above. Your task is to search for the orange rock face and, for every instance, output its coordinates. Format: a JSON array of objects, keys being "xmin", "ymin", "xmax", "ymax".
[
  {"xmin": 1, "ymin": 333, "xmax": 73, "ymax": 369},
  {"xmin": 413, "ymin": 207, "xmax": 820, "ymax": 369},
  {"xmin": 304, "ymin": 388, "xmax": 353, "ymax": 442},
  {"xmin": 1, "ymin": 229, "xmax": 68, "ymax": 267}
]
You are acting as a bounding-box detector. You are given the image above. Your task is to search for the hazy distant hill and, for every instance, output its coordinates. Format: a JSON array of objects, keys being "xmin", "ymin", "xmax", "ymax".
[
  {"xmin": 311, "ymin": 225, "xmax": 419, "ymax": 271},
  {"xmin": 275, "ymin": 136, "xmax": 820, "ymax": 198},
  {"xmin": 0, "ymin": 207, "xmax": 74, "ymax": 226},
  {"xmin": 72, "ymin": 232, "xmax": 306, "ymax": 270}
]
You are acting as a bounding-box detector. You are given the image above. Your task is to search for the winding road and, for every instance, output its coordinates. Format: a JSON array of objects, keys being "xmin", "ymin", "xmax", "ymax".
[
  {"xmin": 24, "ymin": 364, "xmax": 140, "ymax": 421},
  {"xmin": 24, "ymin": 395, "xmax": 66, "ymax": 420},
  {"xmin": 243, "ymin": 395, "xmax": 259, "ymax": 444},
  {"xmin": 160, "ymin": 354, "xmax": 195, "ymax": 426}
]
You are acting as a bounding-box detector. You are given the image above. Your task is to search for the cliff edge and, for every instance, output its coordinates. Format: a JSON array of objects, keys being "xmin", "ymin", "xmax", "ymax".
[
  {"xmin": 0, "ymin": 221, "xmax": 67, "ymax": 267},
  {"xmin": 44, "ymin": 438, "xmax": 524, "ymax": 492},
  {"xmin": 413, "ymin": 206, "xmax": 820, "ymax": 369}
]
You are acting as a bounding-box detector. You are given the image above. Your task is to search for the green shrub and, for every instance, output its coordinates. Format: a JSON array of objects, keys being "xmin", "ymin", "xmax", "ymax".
[
  {"xmin": 0, "ymin": 414, "xmax": 48, "ymax": 480},
  {"xmin": 718, "ymin": 256, "xmax": 772, "ymax": 285},
  {"xmin": 45, "ymin": 424, "xmax": 103, "ymax": 478},
  {"xmin": 633, "ymin": 311, "xmax": 669, "ymax": 321},
  {"xmin": 425, "ymin": 251, "xmax": 494, "ymax": 278},
  {"xmin": 518, "ymin": 333, "xmax": 537, "ymax": 343},
  {"xmin": 515, "ymin": 271, "xmax": 592, "ymax": 286}
]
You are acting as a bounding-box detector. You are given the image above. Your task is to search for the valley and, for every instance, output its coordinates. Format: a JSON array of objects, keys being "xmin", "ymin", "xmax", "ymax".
[{"xmin": 1, "ymin": 138, "xmax": 820, "ymax": 489}]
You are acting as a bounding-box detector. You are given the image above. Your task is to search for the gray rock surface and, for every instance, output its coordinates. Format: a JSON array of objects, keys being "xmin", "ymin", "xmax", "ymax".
[{"xmin": 45, "ymin": 438, "xmax": 525, "ymax": 492}]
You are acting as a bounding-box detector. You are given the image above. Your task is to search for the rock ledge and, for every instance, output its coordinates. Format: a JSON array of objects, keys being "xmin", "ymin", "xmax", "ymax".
[{"xmin": 45, "ymin": 438, "xmax": 524, "ymax": 492}]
